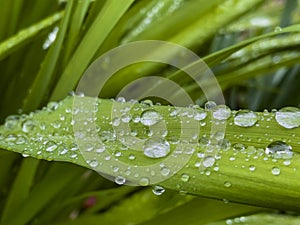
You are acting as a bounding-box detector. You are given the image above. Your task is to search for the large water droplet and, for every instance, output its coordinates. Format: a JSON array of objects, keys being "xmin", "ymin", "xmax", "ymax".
[
  {"xmin": 265, "ymin": 141, "xmax": 293, "ymax": 159},
  {"xmin": 234, "ymin": 110, "xmax": 258, "ymax": 127},
  {"xmin": 212, "ymin": 105, "xmax": 231, "ymax": 120},
  {"xmin": 140, "ymin": 109, "xmax": 162, "ymax": 126},
  {"xmin": 203, "ymin": 156, "xmax": 215, "ymax": 168},
  {"xmin": 143, "ymin": 137, "xmax": 170, "ymax": 158},
  {"xmin": 275, "ymin": 107, "xmax": 300, "ymax": 129}
]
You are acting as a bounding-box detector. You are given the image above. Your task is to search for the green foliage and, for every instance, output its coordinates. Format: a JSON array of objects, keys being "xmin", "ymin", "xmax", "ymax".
[{"xmin": 1, "ymin": 0, "xmax": 300, "ymax": 225}]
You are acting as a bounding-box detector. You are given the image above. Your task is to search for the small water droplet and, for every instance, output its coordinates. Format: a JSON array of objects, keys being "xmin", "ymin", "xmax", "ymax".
[
  {"xmin": 265, "ymin": 141, "xmax": 293, "ymax": 159},
  {"xmin": 161, "ymin": 167, "xmax": 170, "ymax": 176},
  {"xmin": 234, "ymin": 110, "xmax": 258, "ymax": 127},
  {"xmin": 274, "ymin": 26, "xmax": 282, "ymax": 32},
  {"xmin": 114, "ymin": 176, "xmax": 126, "ymax": 185},
  {"xmin": 249, "ymin": 165, "xmax": 256, "ymax": 172},
  {"xmin": 275, "ymin": 107, "xmax": 300, "ymax": 129},
  {"xmin": 181, "ymin": 173, "xmax": 190, "ymax": 182},
  {"xmin": 139, "ymin": 177, "xmax": 150, "ymax": 186},
  {"xmin": 271, "ymin": 167, "xmax": 281, "ymax": 176},
  {"xmin": 212, "ymin": 105, "xmax": 231, "ymax": 120},
  {"xmin": 45, "ymin": 141, "xmax": 58, "ymax": 152},
  {"xmin": 218, "ymin": 139, "xmax": 231, "ymax": 151},
  {"xmin": 140, "ymin": 109, "xmax": 162, "ymax": 126},
  {"xmin": 143, "ymin": 137, "xmax": 170, "ymax": 158},
  {"xmin": 152, "ymin": 185, "xmax": 165, "ymax": 195},
  {"xmin": 233, "ymin": 143, "xmax": 245, "ymax": 152},
  {"xmin": 204, "ymin": 101, "xmax": 216, "ymax": 110},
  {"xmin": 88, "ymin": 159, "xmax": 99, "ymax": 168},
  {"xmin": 224, "ymin": 181, "xmax": 232, "ymax": 188}
]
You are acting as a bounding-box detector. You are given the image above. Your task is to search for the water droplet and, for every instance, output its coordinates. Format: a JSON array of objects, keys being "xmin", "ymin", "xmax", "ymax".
[
  {"xmin": 204, "ymin": 101, "xmax": 216, "ymax": 110},
  {"xmin": 274, "ymin": 26, "xmax": 282, "ymax": 32},
  {"xmin": 212, "ymin": 105, "xmax": 231, "ymax": 120},
  {"xmin": 234, "ymin": 110, "xmax": 258, "ymax": 127},
  {"xmin": 181, "ymin": 173, "xmax": 190, "ymax": 182},
  {"xmin": 193, "ymin": 108, "xmax": 207, "ymax": 121},
  {"xmin": 140, "ymin": 109, "xmax": 162, "ymax": 126},
  {"xmin": 45, "ymin": 141, "xmax": 58, "ymax": 152},
  {"xmin": 4, "ymin": 115, "xmax": 19, "ymax": 129},
  {"xmin": 218, "ymin": 139, "xmax": 231, "ymax": 151},
  {"xmin": 139, "ymin": 177, "xmax": 150, "ymax": 186},
  {"xmin": 275, "ymin": 107, "xmax": 300, "ymax": 129},
  {"xmin": 203, "ymin": 156, "xmax": 215, "ymax": 168},
  {"xmin": 152, "ymin": 185, "xmax": 165, "ymax": 195},
  {"xmin": 265, "ymin": 141, "xmax": 293, "ymax": 159},
  {"xmin": 224, "ymin": 181, "xmax": 232, "ymax": 188},
  {"xmin": 88, "ymin": 159, "xmax": 99, "ymax": 168},
  {"xmin": 22, "ymin": 120, "xmax": 36, "ymax": 133},
  {"xmin": 233, "ymin": 143, "xmax": 245, "ymax": 152},
  {"xmin": 161, "ymin": 167, "xmax": 170, "ymax": 176},
  {"xmin": 271, "ymin": 167, "xmax": 280, "ymax": 176},
  {"xmin": 249, "ymin": 165, "xmax": 256, "ymax": 171},
  {"xmin": 143, "ymin": 137, "xmax": 170, "ymax": 158},
  {"xmin": 114, "ymin": 176, "xmax": 126, "ymax": 185},
  {"xmin": 112, "ymin": 117, "xmax": 121, "ymax": 126}
]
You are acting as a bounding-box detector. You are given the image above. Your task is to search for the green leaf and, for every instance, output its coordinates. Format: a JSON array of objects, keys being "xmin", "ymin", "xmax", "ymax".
[
  {"xmin": 50, "ymin": 0, "xmax": 135, "ymax": 101},
  {"xmin": 1, "ymin": 96, "xmax": 300, "ymax": 211},
  {"xmin": 0, "ymin": 11, "xmax": 63, "ymax": 61}
]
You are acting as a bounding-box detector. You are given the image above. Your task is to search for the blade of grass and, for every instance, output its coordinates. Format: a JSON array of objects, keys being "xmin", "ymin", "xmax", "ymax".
[
  {"xmin": 0, "ymin": 162, "xmax": 86, "ymax": 225},
  {"xmin": 50, "ymin": 0, "xmax": 135, "ymax": 101},
  {"xmin": 0, "ymin": 157, "xmax": 39, "ymax": 223},
  {"xmin": 0, "ymin": 11, "xmax": 63, "ymax": 61},
  {"xmin": 22, "ymin": 0, "xmax": 73, "ymax": 112}
]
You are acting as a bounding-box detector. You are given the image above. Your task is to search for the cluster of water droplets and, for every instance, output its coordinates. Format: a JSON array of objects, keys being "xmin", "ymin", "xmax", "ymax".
[{"xmin": 0, "ymin": 95, "xmax": 299, "ymax": 192}]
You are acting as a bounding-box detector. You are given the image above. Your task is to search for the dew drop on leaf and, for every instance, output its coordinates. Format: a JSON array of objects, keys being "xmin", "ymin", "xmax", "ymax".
[
  {"xmin": 114, "ymin": 176, "xmax": 126, "ymax": 185},
  {"xmin": 265, "ymin": 141, "xmax": 293, "ymax": 159},
  {"xmin": 212, "ymin": 105, "xmax": 231, "ymax": 120},
  {"xmin": 143, "ymin": 137, "xmax": 170, "ymax": 158},
  {"xmin": 275, "ymin": 107, "xmax": 300, "ymax": 129},
  {"xmin": 203, "ymin": 156, "xmax": 215, "ymax": 168},
  {"xmin": 181, "ymin": 173, "xmax": 190, "ymax": 182},
  {"xmin": 204, "ymin": 101, "xmax": 216, "ymax": 110},
  {"xmin": 234, "ymin": 110, "xmax": 258, "ymax": 127},
  {"xmin": 152, "ymin": 185, "xmax": 165, "ymax": 195},
  {"xmin": 224, "ymin": 181, "xmax": 232, "ymax": 188},
  {"xmin": 140, "ymin": 109, "xmax": 162, "ymax": 126},
  {"xmin": 271, "ymin": 167, "xmax": 281, "ymax": 176}
]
